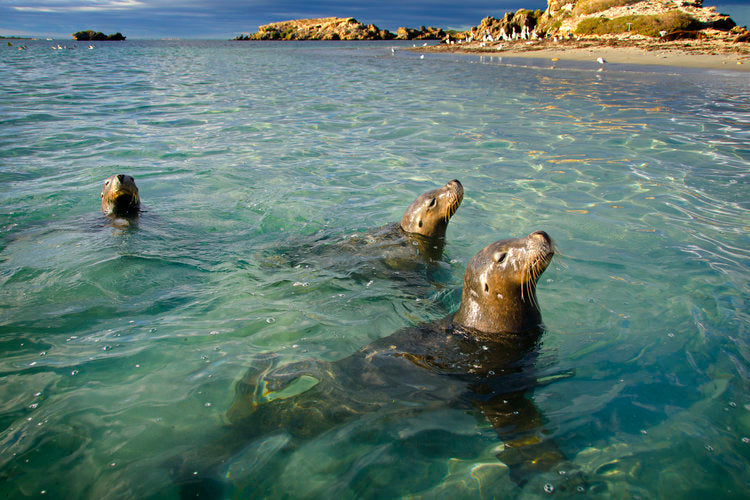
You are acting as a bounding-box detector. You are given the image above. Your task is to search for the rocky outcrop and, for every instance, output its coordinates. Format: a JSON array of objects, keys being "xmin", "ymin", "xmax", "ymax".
[
  {"xmin": 395, "ymin": 26, "xmax": 446, "ymax": 40},
  {"xmin": 538, "ymin": 0, "xmax": 736, "ymax": 38},
  {"xmin": 72, "ymin": 30, "xmax": 125, "ymax": 41},
  {"xmin": 447, "ymin": 0, "xmax": 742, "ymax": 44},
  {"xmin": 235, "ymin": 17, "xmax": 395, "ymax": 40},
  {"xmin": 465, "ymin": 10, "xmax": 545, "ymax": 41}
]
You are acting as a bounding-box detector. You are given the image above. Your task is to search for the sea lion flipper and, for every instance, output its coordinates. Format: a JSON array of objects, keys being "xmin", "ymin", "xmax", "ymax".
[{"xmin": 226, "ymin": 354, "xmax": 279, "ymax": 423}]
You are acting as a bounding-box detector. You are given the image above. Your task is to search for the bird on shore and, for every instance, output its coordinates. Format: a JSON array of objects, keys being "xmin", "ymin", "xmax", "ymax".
[{"xmin": 597, "ymin": 57, "xmax": 606, "ymax": 64}]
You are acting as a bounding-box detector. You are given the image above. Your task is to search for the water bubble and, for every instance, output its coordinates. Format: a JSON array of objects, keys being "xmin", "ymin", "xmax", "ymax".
[
  {"xmin": 204, "ymin": 402, "xmax": 212, "ymax": 407},
  {"xmin": 135, "ymin": 364, "xmax": 140, "ymax": 368},
  {"xmin": 29, "ymin": 403, "xmax": 38, "ymax": 409},
  {"xmin": 29, "ymin": 361, "xmax": 37, "ymax": 366},
  {"xmin": 102, "ymin": 345, "xmax": 112, "ymax": 351},
  {"xmin": 209, "ymin": 330, "xmax": 220, "ymax": 336},
  {"xmin": 292, "ymin": 282, "xmax": 308, "ymax": 287},
  {"xmin": 129, "ymin": 320, "xmax": 135, "ymax": 324},
  {"xmin": 200, "ymin": 355, "xmax": 208, "ymax": 360},
  {"xmin": 640, "ymin": 429, "xmax": 648, "ymax": 435},
  {"xmin": 40, "ymin": 491, "xmax": 46, "ymax": 495},
  {"xmin": 149, "ymin": 328, "xmax": 157, "ymax": 333},
  {"xmin": 705, "ymin": 444, "xmax": 714, "ymax": 452},
  {"xmin": 741, "ymin": 437, "xmax": 749, "ymax": 444},
  {"xmin": 110, "ymin": 462, "xmax": 116, "ymax": 467},
  {"xmin": 366, "ymin": 280, "xmax": 373, "ymax": 287},
  {"xmin": 577, "ymin": 486, "xmax": 585, "ymax": 493},
  {"xmin": 40, "ymin": 352, "xmax": 46, "ymax": 357},
  {"xmin": 558, "ymin": 470, "xmax": 567, "ymax": 475},
  {"xmin": 265, "ymin": 317, "xmax": 275, "ymax": 324},
  {"xmin": 544, "ymin": 483, "xmax": 554, "ymax": 494},
  {"xmin": 729, "ymin": 401, "xmax": 737, "ymax": 408},
  {"xmin": 71, "ymin": 370, "xmax": 79, "ymax": 376},
  {"xmin": 292, "ymin": 344, "xmax": 299, "ymax": 348},
  {"xmin": 34, "ymin": 392, "xmax": 41, "ymax": 397},
  {"xmin": 488, "ymin": 370, "xmax": 495, "ymax": 376},
  {"xmin": 482, "ymin": 345, "xmax": 488, "ymax": 351}
]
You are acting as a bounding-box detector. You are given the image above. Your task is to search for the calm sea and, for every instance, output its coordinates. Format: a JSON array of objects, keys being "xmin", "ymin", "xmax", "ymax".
[{"xmin": 1, "ymin": 40, "xmax": 748, "ymax": 498}]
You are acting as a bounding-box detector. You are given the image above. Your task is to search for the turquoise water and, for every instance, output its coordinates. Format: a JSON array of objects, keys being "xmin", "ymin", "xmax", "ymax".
[{"xmin": 1, "ymin": 40, "xmax": 749, "ymax": 498}]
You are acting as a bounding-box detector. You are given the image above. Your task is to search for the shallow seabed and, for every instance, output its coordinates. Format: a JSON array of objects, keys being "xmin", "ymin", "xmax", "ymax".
[{"xmin": 1, "ymin": 40, "xmax": 748, "ymax": 498}]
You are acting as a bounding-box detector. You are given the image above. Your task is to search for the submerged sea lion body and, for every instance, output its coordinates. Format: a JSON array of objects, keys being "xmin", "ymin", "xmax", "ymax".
[
  {"xmin": 223, "ymin": 232, "xmax": 560, "ymax": 484},
  {"xmin": 100, "ymin": 174, "xmax": 140, "ymax": 217}
]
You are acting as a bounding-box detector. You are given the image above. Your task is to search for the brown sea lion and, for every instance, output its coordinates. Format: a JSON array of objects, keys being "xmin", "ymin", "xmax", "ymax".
[
  {"xmin": 272, "ymin": 179, "xmax": 463, "ymax": 269},
  {"xmin": 219, "ymin": 231, "xmax": 562, "ymax": 487},
  {"xmin": 100, "ymin": 174, "xmax": 140, "ymax": 217},
  {"xmin": 399, "ymin": 178, "xmax": 463, "ymax": 239}
]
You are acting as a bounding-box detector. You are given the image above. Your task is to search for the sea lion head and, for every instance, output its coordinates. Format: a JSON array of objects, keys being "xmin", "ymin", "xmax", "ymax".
[
  {"xmin": 399, "ymin": 179, "xmax": 463, "ymax": 238},
  {"xmin": 101, "ymin": 174, "xmax": 140, "ymax": 217},
  {"xmin": 453, "ymin": 231, "xmax": 554, "ymax": 335}
]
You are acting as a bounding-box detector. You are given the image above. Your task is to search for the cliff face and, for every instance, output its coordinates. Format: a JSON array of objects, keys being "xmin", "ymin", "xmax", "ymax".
[{"xmin": 237, "ymin": 17, "xmax": 394, "ymax": 40}]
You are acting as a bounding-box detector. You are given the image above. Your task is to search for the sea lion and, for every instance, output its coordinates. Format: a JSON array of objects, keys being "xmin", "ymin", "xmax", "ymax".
[
  {"xmin": 265, "ymin": 179, "xmax": 463, "ymax": 279},
  {"xmin": 399, "ymin": 178, "xmax": 463, "ymax": 240},
  {"xmin": 218, "ymin": 231, "xmax": 562, "ymax": 487},
  {"xmin": 100, "ymin": 174, "xmax": 140, "ymax": 217}
]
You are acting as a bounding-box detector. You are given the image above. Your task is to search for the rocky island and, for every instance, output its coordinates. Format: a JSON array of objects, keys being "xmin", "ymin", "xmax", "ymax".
[
  {"xmin": 233, "ymin": 17, "xmax": 445, "ymax": 41},
  {"xmin": 72, "ymin": 30, "xmax": 126, "ymax": 41}
]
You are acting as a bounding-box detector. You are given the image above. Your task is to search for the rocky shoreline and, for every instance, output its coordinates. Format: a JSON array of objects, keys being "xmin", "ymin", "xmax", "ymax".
[{"xmin": 232, "ymin": 1, "xmax": 749, "ymax": 70}]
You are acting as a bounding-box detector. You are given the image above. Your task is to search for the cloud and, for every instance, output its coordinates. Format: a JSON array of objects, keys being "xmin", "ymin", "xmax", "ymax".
[{"xmin": 12, "ymin": 0, "xmax": 146, "ymax": 13}]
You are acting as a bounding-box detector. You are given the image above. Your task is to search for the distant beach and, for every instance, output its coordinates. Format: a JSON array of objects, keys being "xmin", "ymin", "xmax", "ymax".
[{"xmin": 418, "ymin": 37, "xmax": 750, "ymax": 71}]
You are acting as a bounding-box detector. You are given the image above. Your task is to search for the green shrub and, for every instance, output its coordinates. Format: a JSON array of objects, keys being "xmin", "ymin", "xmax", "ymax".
[
  {"xmin": 573, "ymin": 0, "xmax": 641, "ymax": 16},
  {"xmin": 575, "ymin": 12, "xmax": 700, "ymax": 37}
]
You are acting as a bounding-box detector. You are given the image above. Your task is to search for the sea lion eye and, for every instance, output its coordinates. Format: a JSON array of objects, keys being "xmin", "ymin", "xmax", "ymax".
[
  {"xmin": 418, "ymin": 220, "xmax": 423, "ymax": 228},
  {"xmin": 496, "ymin": 252, "xmax": 507, "ymax": 264},
  {"xmin": 484, "ymin": 283, "xmax": 489, "ymax": 293},
  {"xmin": 429, "ymin": 198, "xmax": 436, "ymax": 208},
  {"xmin": 105, "ymin": 180, "xmax": 110, "ymax": 186}
]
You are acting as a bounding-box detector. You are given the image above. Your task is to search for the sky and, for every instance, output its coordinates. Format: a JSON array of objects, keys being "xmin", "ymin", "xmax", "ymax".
[{"xmin": 1, "ymin": 0, "xmax": 748, "ymax": 40}]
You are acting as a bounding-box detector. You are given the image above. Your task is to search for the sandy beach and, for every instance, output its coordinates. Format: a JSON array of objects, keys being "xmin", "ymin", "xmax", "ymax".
[{"xmin": 420, "ymin": 37, "xmax": 750, "ymax": 71}]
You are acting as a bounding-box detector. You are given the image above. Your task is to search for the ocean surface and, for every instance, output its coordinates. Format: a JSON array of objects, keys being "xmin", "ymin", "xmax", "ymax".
[{"xmin": 1, "ymin": 39, "xmax": 748, "ymax": 499}]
